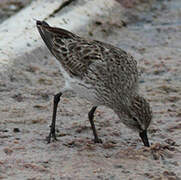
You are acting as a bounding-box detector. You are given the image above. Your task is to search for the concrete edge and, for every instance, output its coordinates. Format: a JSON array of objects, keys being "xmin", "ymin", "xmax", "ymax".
[{"xmin": 0, "ymin": 0, "xmax": 119, "ymax": 72}]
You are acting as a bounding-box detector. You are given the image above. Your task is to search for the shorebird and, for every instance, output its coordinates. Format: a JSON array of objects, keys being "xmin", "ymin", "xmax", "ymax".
[{"xmin": 36, "ymin": 20, "xmax": 152, "ymax": 147}]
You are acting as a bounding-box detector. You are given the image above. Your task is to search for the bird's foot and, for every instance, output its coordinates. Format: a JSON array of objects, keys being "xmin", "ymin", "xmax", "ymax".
[
  {"xmin": 94, "ymin": 138, "xmax": 103, "ymax": 143},
  {"xmin": 46, "ymin": 126, "xmax": 58, "ymax": 143}
]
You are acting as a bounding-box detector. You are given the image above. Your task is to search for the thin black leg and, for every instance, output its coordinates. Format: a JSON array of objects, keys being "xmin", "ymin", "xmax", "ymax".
[
  {"xmin": 88, "ymin": 106, "xmax": 102, "ymax": 143},
  {"xmin": 47, "ymin": 92, "xmax": 62, "ymax": 143}
]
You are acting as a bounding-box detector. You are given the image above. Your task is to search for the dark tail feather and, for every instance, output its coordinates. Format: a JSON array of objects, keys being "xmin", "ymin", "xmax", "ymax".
[
  {"xmin": 36, "ymin": 20, "xmax": 53, "ymax": 53},
  {"xmin": 36, "ymin": 20, "xmax": 49, "ymax": 27}
]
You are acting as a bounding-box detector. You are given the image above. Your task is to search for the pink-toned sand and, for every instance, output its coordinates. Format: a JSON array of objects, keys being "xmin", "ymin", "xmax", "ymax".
[{"xmin": 0, "ymin": 0, "xmax": 180, "ymax": 179}]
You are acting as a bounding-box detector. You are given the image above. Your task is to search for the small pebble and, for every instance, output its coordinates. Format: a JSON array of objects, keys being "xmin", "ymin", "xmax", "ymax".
[
  {"xmin": 4, "ymin": 148, "xmax": 13, "ymax": 155},
  {"xmin": 13, "ymin": 128, "xmax": 20, "ymax": 133}
]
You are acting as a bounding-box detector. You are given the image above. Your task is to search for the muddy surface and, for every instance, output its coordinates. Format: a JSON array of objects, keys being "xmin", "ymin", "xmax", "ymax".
[{"xmin": 0, "ymin": 0, "xmax": 181, "ymax": 179}]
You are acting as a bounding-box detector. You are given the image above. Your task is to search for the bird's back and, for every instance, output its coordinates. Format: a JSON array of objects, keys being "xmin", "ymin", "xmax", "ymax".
[{"xmin": 37, "ymin": 21, "xmax": 139, "ymax": 106}]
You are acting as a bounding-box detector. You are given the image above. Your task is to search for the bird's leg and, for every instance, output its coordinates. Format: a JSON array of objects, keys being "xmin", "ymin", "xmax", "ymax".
[
  {"xmin": 88, "ymin": 106, "xmax": 102, "ymax": 143},
  {"xmin": 47, "ymin": 92, "xmax": 62, "ymax": 143}
]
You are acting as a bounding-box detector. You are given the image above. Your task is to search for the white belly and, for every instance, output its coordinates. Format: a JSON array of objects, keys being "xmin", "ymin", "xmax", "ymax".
[
  {"xmin": 57, "ymin": 62, "xmax": 100, "ymax": 105},
  {"xmin": 65, "ymin": 78, "xmax": 99, "ymax": 105}
]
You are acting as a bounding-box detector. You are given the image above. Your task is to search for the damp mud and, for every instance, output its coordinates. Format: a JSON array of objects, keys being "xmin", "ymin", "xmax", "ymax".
[{"xmin": 0, "ymin": 0, "xmax": 181, "ymax": 179}]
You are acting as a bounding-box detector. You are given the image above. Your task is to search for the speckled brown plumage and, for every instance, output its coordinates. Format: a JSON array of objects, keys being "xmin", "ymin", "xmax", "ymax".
[{"xmin": 37, "ymin": 20, "xmax": 152, "ymax": 146}]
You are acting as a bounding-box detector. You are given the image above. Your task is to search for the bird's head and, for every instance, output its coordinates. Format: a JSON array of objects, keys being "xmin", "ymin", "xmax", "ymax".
[
  {"xmin": 130, "ymin": 95, "xmax": 152, "ymax": 147},
  {"xmin": 117, "ymin": 95, "xmax": 152, "ymax": 147}
]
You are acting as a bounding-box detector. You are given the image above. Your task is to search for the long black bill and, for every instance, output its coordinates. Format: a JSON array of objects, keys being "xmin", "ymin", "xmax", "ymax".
[{"xmin": 139, "ymin": 130, "xmax": 150, "ymax": 147}]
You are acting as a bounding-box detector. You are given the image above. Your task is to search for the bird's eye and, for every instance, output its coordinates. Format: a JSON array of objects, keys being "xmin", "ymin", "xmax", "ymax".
[
  {"xmin": 133, "ymin": 117, "xmax": 138, "ymax": 122},
  {"xmin": 133, "ymin": 117, "xmax": 142, "ymax": 130}
]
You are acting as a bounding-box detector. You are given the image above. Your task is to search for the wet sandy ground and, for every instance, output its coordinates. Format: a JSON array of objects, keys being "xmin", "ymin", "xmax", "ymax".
[{"xmin": 0, "ymin": 0, "xmax": 181, "ymax": 179}]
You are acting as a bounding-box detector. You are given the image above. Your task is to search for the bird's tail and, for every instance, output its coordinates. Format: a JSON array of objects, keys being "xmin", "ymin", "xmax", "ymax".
[{"xmin": 36, "ymin": 20, "xmax": 53, "ymax": 53}]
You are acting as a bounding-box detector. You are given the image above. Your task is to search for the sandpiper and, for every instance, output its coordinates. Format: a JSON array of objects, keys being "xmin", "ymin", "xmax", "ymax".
[{"xmin": 36, "ymin": 20, "xmax": 152, "ymax": 147}]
